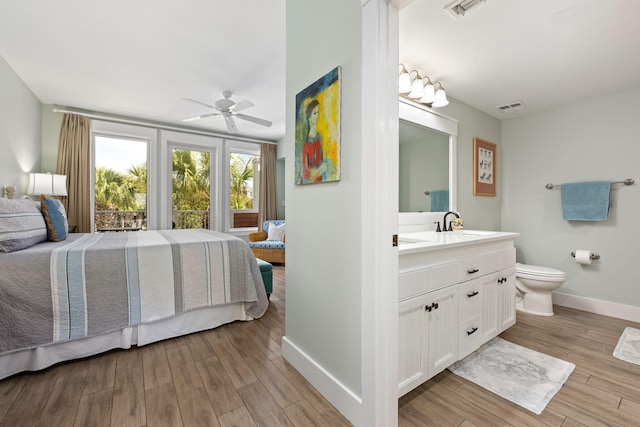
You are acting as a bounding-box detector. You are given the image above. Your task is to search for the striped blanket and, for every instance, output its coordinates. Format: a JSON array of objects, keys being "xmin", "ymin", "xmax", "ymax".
[{"xmin": 0, "ymin": 229, "xmax": 268, "ymax": 355}]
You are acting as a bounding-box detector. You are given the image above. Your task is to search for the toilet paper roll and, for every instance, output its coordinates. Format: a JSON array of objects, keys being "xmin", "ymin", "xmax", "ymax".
[{"xmin": 574, "ymin": 249, "xmax": 592, "ymax": 265}]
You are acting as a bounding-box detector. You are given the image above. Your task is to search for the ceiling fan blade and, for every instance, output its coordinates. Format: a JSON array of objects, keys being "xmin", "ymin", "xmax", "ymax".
[
  {"xmin": 224, "ymin": 115, "xmax": 238, "ymax": 133},
  {"xmin": 236, "ymin": 113, "xmax": 272, "ymax": 127},
  {"xmin": 232, "ymin": 100, "xmax": 254, "ymax": 112},
  {"xmin": 182, "ymin": 112, "xmax": 221, "ymax": 122},
  {"xmin": 182, "ymin": 97, "xmax": 217, "ymax": 110}
]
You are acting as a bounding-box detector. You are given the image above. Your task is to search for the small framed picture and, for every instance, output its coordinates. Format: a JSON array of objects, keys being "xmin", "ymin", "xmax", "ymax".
[{"xmin": 473, "ymin": 137, "xmax": 496, "ymax": 196}]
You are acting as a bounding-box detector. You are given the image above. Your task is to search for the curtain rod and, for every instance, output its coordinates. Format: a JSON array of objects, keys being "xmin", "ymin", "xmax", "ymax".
[{"xmin": 52, "ymin": 106, "xmax": 278, "ymax": 145}]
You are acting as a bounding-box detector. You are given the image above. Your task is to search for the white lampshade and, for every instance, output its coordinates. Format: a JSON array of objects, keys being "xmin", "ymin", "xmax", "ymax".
[
  {"xmin": 419, "ymin": 82, "xmax": 436, "ymax": 104},
  {"xmin": 399, "ymin": 68, "xmax": 412, "ymax": 93},
  {"xmin": 431, "ymin": 87, "xmax": 449, "ymax": 108},
  {"xmin": 28, "ymin": 173, "xmax": 68, "ymax": 196},
  {"xmin": 408, "ymin": 76, "xmax": 425, "ymax": 99}
]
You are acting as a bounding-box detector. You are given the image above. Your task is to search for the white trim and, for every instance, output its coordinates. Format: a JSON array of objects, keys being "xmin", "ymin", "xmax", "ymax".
[
  {"xmin": 362, "ymin": 1, "xmax": 399, "ymax": 426},
  {"xmin": 553, "ymin": 292, "xmax": 640, "ymax": 323},
  {"xmin": 53, "ymin": 106, "xmax": 276, "ymax": 145},
  {"xmin": 282, "ymin": 337, "xmax": 363, "ymax": 424},
  {"xmin": 398, "ymin": 99, "xmax": 458, "ymax": 213}
]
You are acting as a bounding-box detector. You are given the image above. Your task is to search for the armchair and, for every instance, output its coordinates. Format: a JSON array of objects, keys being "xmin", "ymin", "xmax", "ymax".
[{"xmin": 248, "ymin": 220, "xmax": 285, "ymax": 264}]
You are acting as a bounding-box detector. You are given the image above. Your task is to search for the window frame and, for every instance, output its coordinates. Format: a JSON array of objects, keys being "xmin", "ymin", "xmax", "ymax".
[
  {"xmin": 225, "ymin": 140, "xmax": 261, "ymax": 232},
  {"xmin": 90, "ymin": 121, "xmax": 157, "ymax": 232}
]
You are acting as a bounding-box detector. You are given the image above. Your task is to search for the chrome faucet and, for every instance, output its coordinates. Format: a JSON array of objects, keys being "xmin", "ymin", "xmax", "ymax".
[{"xmin": 442, "ymin": 211, "xmax": 460, "ymax": 232}]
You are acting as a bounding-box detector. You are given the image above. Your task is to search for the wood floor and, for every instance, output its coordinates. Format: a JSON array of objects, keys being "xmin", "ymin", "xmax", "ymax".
[
  {"xmin": 1, "ymin": 267, "xmax": 639, "ymax": 426},
  {"xmin": 400, "ymin": 306, "xmax": 640, "ymax": 426},
  {"xmin": 0, "ymin": 266, "xmax": 351, "ymax": 427}
]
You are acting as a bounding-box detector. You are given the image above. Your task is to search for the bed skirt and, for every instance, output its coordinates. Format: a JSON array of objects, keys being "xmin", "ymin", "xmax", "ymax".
[{"xmin": 0, "ymin": 302, "xmax": 250, "ymax": 381}]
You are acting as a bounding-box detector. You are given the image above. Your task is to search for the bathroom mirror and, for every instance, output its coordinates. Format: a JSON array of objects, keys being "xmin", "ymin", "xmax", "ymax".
[{"xmin": 399, "ymin": 98, "xmax": 458, "ymax": 213}]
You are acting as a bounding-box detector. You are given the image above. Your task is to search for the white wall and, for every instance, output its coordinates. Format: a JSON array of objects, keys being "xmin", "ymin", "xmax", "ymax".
[
  {"xmin": 437, "ymin": 97, "xmax": 502, "ymax": 230},
  {"xmin": 41, "ymin": 105, "xmax": 63, "ymax": 174},
  {"xmin": 501, "ymin": 88, "xmax": 640, "ymax": 310},
  {"xmin": 0, "ymin": 55, "xmax": 42, "ymax": 197},
  {"xmin": 283, "ymin": 0, "xmax": 363, "ymax": 412}
]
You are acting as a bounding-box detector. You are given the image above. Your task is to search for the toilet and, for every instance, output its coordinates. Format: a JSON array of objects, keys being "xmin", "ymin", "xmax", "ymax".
[{"xmin": 515, "ymin": 263, "xmax": 567, "ymax": 316}]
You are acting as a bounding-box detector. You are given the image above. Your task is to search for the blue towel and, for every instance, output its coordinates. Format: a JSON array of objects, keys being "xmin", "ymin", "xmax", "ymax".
[
  {"xmin": 430, "ymin": 190, "xmax": 449, "ymax": 212},
  {"xmin": 560, "ymin": 181, "xmax": 611, "ymax": 221}
]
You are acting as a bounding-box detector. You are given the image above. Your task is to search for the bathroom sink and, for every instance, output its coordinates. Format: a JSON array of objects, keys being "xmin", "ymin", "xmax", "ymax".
[
  {"xmin": 397, "ymin": 238, "xmax": 420, "ymax": 245},
  {"xmin": 398, "ymin": 231, "xmax": 440, "ymax": 244}
]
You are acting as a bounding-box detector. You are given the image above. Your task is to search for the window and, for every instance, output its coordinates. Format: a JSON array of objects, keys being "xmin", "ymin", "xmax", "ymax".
[
  {"xmin": 93, "ymin": 135, "xmax": 148, "ymax": 232},
  {"xmin": 171, "ymin": 147, "xmax": 212, "ymax": 229},
  {"xmin": 90, "ymin": 120, "xmax": 263, "ymax": 234},
  {"xmin": 229, "ymin": 144, "xmax": 260, "ymax": 229}
]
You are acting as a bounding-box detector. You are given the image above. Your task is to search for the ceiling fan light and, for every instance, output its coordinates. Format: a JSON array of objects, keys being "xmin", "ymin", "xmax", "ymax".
[
  {"xmin": 431, "ymin": 88, "xmax": 449, "ymax": 107},
  {"xmin": 419, "ymin": 83, "xmax": 436, "ymax": 103}
]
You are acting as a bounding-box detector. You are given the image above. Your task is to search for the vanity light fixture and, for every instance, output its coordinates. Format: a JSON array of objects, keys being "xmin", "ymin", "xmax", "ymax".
[
  {"xmin": 419, "ymin": 77, "xmax": 436, "ymax": 104},
  {"xmin": 431, "ymin": 82, "xmax": 449, "ymax": 107},
  {"xmin": 407, "ymin": 71, "xmax": 426, "ymax": 99},
  {"xmin": 398, "ymin": 64, "xmax": 449, "ymax": 108},
  {"xmin": 399, "ymin": 64, "xmax": 412, "ymax": 93}
]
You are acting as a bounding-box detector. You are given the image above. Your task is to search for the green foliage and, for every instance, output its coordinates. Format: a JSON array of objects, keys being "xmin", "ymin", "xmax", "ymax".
[
  {"xmin": 94, "ymin": 167, "xmax": 141, "ymax": 210},
  {"xmin": 230, "ymin": 153, "xmax": 255, "ymax": 209},
  {"xmin": 95, "ymin": 150, "xmax": 255, "ymax": 216}
]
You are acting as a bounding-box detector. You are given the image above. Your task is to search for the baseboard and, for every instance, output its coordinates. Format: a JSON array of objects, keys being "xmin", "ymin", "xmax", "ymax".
[
  {"xmin": 281, "ymin": 336, "xmax": 362, "ymax": 426},
  {"xmin": 553, "ymin": 292, "xmax": 640, "ymax": 323}
]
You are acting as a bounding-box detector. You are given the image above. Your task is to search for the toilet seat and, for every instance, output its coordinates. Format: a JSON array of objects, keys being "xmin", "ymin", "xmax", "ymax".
[{"xmin": 516, "ymin": 263, "xmax": 567, "ymax": 280}]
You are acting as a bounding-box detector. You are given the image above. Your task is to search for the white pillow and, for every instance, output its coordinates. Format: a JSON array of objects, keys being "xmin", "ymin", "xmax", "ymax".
[{"xmin": 267, "ymin": 222, "xmax": 285, "ymax": 241}]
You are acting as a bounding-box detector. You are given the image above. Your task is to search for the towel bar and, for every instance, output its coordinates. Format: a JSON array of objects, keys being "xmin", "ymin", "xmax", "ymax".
[
  {"xmin": 546, "ymin": 178, "xmax": 634, "ymax": 189},
  {"xmin": 571, "ymin": 251, "xmax": 600, "ymax": 260}
]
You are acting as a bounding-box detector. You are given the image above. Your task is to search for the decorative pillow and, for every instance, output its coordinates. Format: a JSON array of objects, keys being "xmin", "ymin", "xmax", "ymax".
[
  {"xmin": 39, "ymin": 195, "xmax": 69, "ymax": 242},
  {"xmin": 266, "ymin": 222, "xmax": 286, "ymax": 241},
  {"xmin": 0, "ymin": 198, "xmax": 48, "ymax": 252}
]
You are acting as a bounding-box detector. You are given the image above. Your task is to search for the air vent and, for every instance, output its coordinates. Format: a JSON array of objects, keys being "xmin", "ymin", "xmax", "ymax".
[
  {"xmin": 444, "ymin": 0, "xmax": 487, "ymax": 18},
  {"xmin": 497, "ymin": 101, "xmax": 526, "ymax": 113}
]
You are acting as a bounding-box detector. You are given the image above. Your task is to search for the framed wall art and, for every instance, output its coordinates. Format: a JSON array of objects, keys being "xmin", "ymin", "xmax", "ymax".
[
  {"xmin": 473, "ymin": 137, "xmax": 496, "ymax": 196},
  {"xmin": 295, "ymin": 66, "xmax": 341, "ymax": 184}
]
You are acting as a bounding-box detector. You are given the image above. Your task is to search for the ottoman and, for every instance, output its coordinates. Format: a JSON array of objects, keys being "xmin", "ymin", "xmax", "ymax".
[{"xmin": 256, "ymin": 258, "xmax": 273, "ymax": 298}]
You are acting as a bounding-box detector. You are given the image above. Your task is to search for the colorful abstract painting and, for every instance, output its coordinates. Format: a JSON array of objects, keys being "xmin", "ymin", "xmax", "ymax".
[{"xmin": 295, "ymin": 66, "xmax": 341, "ymax": 184}]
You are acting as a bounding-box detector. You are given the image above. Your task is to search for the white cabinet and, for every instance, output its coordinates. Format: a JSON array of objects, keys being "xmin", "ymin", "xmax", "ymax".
[
  {"xmin": 398, "ymin": 236, "xmax": 518, "ymax": 397},
  {"xmin": 458, "ymin": 277, "xmax": 483, "ymax": 359},
  {"xmin": 398, "ymin": 285, "xmax": 458, "ymax": 397}
]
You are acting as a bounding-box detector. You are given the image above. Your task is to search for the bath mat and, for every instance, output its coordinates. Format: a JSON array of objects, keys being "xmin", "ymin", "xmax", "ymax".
[
  {"xmin": 613, "ymin": 327, "xmax": 640, "ymax": 365},
  {"xmin": 448, "ymin": 337, "xmax": 575, "ymax": 415}
]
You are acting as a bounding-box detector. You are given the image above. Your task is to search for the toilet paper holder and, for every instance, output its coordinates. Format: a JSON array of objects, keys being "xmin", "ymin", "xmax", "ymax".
[{"xmin": 571, "ymin": 251, "xmax": 600, "ymax": 260}]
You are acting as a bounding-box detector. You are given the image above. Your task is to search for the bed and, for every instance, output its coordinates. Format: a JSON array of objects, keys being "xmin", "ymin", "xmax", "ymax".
[{"xmin": 0, "ymin": 225, "xmax": 268, "ymax": 381}]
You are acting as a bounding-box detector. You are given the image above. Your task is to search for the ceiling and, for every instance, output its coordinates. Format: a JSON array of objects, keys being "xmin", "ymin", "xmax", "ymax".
[
  {"xmin": 1, "ymin": 0, "xmax": 640, "ymax": 142},
  {"xmin": 400, "ymin": 0, "xmax": 640, "ymax": 119},
  {"xmin": 0, "ymin": 0, "xmax": 286, "ymax": 141}
]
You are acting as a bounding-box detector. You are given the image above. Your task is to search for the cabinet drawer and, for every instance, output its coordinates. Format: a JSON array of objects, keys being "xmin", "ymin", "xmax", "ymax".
[
  {"xmin": 459, "ymin": 316, "xmax": 482, "ymax": 359},
  {"xmin": 399, "ymin": 262, "xmax": 459, "ymax": 300},
  {"xmin": 459, "ymin": 280, "xmax": 482, "ymax": 320},
  {"xmin": 459, "ymin": 251, "xmax": 503, "ymax": 282}
]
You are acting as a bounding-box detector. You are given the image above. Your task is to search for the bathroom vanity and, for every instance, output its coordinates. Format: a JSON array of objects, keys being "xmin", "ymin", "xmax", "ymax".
[{"xmin": 398, "ymin": 230, "xmax": 519, "ymax": 396}]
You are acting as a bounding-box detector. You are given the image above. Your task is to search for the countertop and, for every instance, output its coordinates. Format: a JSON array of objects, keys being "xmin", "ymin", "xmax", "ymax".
[{"xmin": 398, "ymin": 230, "xmax": 520, "ymax": 255}]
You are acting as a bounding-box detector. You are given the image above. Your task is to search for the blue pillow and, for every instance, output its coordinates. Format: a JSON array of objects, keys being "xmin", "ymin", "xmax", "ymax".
[{"xmin": 40, "ymin": 195, "xmax": 69, "ymax": 242}]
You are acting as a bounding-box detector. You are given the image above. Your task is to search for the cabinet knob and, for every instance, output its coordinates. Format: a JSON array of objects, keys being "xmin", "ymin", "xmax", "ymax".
[
  {"xmin": 425, "ymin": 305, "xmax": 432, "ymax": 312},
  {"xmin": 467, "ymin": 268, "xmax": 479, "ymax": 274},
  {"xmin": 432, "ymin": 302, "xmax": 439, "ymax": 310},
  {"xmin": 467, "ymin": 291, "xmax": 479, "ymax": 298},
  {"xmin": 466, "ymin": 327, "xmax": 478, "ymax": 336}
]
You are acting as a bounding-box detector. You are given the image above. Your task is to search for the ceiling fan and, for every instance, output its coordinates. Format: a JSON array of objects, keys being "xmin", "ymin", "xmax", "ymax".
[{"xmin": 182, "ymin": 91, "xmax": 272, "ymax": 133}]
